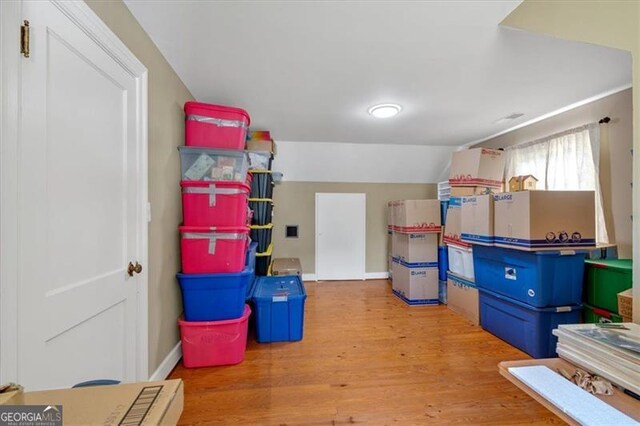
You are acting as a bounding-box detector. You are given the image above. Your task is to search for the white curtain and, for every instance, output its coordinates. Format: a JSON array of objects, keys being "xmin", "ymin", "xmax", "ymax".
[{"xmin": 504, "ymin": 124, "xmax": 608, "ymax": 244}]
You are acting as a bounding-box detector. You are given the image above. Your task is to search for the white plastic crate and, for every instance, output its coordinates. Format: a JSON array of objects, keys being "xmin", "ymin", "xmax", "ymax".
[
  {"xmin": 447, "ymin": 244, "xmax": 474, "ymax": 281},
  {"xmin": 438, "ymin": 181, "xmax": 451, "ymax": 201}
]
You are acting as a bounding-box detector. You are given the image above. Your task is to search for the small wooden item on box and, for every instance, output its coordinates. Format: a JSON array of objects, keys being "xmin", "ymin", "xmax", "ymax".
[{"xmin": 508, "ymin": 175, "xmax": 538, "ymax": 192}]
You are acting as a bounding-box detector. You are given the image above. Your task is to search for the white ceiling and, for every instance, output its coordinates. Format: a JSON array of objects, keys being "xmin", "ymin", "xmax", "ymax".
[{"xmin": 124, "ymin": 1, "xmax": 631, "ymax": 146}]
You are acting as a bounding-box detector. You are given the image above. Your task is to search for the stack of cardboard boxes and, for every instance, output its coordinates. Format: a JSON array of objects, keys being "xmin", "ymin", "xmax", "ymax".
[
  {"xmin": 446, "ymin": 147, "xmax": 598, "ymax": 358},
  {"xmin": 442, "ymin": 147, "xmax": 506, "ymax": 324},
  {"xmin": 388, "ymin": 200, "xmax": 441, "ymax": 305}
]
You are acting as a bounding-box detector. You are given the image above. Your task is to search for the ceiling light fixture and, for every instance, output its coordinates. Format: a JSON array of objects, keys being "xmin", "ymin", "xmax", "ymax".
[{"xmin": 368, "ymin": 103, "xmax": 402, "ymax": 119}]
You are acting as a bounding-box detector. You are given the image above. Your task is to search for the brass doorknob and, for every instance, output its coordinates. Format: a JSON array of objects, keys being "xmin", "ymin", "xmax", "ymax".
[{"xmin": 127, "ymin": 261, "xmax": 143, "ymax": 276}]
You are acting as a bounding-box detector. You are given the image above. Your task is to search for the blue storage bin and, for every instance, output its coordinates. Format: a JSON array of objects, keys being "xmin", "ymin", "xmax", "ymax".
[
  {"xmin": 245, "ymin": 242, "xmax": 258, "ymax": 301},
  {"xmin": 440, "ymin": 201, "xmax": 449, "ymax": 224},
  {"xmin": 177, "ymin": 265, "xmax": 253, "ymax": 322},
  {"xmin": 438, "ymin": 245, "xmax": 449, "ymax": 282},
  {"xmin": 473, "ymin": 245, "xmax": 586, "ymax": 308},
  {"xmin": 479, "ymin": 288, "xmax": 582, "ymax": 358},
  {"xmin": 439, "ymin": 280, "xmax": 447, "ymax": 304},
  {"xmin": 252, "ymin": 275, "xmax": 306, "ymax": 343}
]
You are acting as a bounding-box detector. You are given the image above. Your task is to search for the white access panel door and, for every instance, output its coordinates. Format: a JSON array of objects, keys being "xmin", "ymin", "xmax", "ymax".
[
  {"xmin": 315, "ymin": 193, "xmax": 366, "ymax": 280},
  {"xmin": 14, "ymin": 1, "xmax": 147, "ymax": 390}
]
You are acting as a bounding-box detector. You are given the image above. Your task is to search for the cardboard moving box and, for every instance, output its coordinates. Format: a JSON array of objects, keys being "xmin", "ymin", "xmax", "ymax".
[
  {"xmin": 391, "ymin": 258, "xmax": 439, "ymax": 306},
  {"xmin": 246, "ymin": 139, "xmax": 276, "ymax": 154},
  {"xmin": 271, "ymin": 258, "xmax": 302, "ymax": 276},
  {"xmin": 449, "ymin": 148, "xmax": 505, "ymax": 188},
  {"xmin": 461, "ymin": 194, "xmax": 494, "ymax": 246},
  {"xmin": 442, "ymin": 198, "xmax": 471, "ymax": 248},
  {"xmin": 450, "ymin": 185, "xmax": 503, "ymax": 197},
  {"xmin": 447, "ymin": 272, "xmax": 479, "ymax": 325},
  {"xmin": 493, "ymin": 190, "xmax": 596, "ymax": 251},
  {"xmin": 391, "ymin": 200, "xmax": 441, "ymax": 233},
  {"xmin": 618, "ymin": 288, "xmax": 633, "ymax": 322},
  {"xmin": 391, "ymin": 232, "xmax": 438, "ymax": 263},
  {"xmin": 1, "ymin": 380, "xmax": 183, "ymax": 425}
]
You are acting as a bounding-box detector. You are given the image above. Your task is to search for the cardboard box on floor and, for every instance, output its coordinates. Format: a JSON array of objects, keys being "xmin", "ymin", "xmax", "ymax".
[
  {"xmin": 442, "ymin": 198, "xmax": 471, "ymax": 248},
  {"xmin": 1, "ymin": 380, "xmax": 183, "ymax": 425},
  {"xmin": 449, "ymin": 148, "xmax": 505, "ymax": 188},
  {"xmin": 447, "ymin": 273, "xmax": 479, "ymax": 325},
  {"xmin": 461, "ymin": 194, "xmax": 494, "ymax": 246},
  {"xmin": 391, "ymin": 232, "xmax": 438, "ymax": 263},
  {"xmin": 391, "ymin": 259, "xmax": 439, "ymax": 305},
  {"xmin": 392, "ymin": 200, "xmax": 441, "ymax": 233},
  {"xmin": 493, "ymin": 190, "xmax": 596, "ymax": 251}
]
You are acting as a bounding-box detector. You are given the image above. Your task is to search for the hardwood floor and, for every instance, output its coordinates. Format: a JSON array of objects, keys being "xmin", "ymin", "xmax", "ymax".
[{"xmin": 169, "ymin": 279, "xmax": 562, "ymax": 425}]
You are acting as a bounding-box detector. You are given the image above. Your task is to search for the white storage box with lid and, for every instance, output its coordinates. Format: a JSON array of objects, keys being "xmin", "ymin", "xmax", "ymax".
[{"xmin": 447, "ymin": 244, "xmax": 474, "ymax": 281}]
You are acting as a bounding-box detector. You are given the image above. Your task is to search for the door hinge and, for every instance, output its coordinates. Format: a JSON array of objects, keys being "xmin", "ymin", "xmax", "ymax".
[{"xmin": 21, "ymin": 20, "xmax": 30, "ymax": 58}]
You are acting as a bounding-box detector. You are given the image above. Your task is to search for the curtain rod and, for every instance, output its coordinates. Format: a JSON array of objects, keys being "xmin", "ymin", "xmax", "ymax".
[
  {"xmin": 503, "ymin": 122, "xmax": 599, "ymax": 151},
  {"xmin": 599, "ymin": 116, "xmax": 611, "ymax": 124}
]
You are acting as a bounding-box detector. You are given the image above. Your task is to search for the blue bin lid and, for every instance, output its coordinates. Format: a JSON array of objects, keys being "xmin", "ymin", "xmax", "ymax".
[
  {"xmin": 253, "ymin": 276, "xmax": 306, "ymax": 300},
  {"xmin": 478, "ymin": 287, "xmax": 582, "ymax": 313}
]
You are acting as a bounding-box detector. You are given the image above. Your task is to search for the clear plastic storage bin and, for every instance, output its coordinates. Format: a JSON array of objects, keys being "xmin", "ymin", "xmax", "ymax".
[{"xmin": 178, "ymin": 146, "xmax": 249, "ymax": 182}]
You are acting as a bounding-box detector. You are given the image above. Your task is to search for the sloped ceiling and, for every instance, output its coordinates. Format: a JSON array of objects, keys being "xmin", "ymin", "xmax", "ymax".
[{"xmin": 125, "ymin": 0, "xmax": 631, "ymax": 146}]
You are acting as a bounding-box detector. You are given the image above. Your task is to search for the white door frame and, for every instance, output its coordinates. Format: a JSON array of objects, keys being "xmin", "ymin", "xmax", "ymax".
[
  {"xmin": 315, "ymin": 193, "xmax": 367, "ymax": 281},
  {"xmin": 0, "ymin": 0, "xmax": 149, "ymax": 382}
]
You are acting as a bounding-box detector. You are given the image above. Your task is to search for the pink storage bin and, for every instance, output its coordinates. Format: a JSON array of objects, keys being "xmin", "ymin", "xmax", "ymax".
[
  {"xmin": 181, "ymin": 181, "xmax": 250, "ymax": 227},
  {"xmin": 180, "ymin": 226, "xmax": 249, "ymax": 274},
  {"xmin": 184, "ymin": 101, "xmax": 250, "ymax": 149},
  {"xmin": 179, "ymin": 305, "xmax": 251, "ymax": 368}
]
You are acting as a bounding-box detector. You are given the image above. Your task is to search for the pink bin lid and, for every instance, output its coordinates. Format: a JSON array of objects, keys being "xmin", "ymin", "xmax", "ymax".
[
  {"xmin": 179, "ymin": 225, "xmax": 249, "ymax": 234},
  {"xmin": 178, "ymin": 305, "xmax": 251, "ymax": 326},
  {"xmin": 184, "ymin": 101, "xmax": 250, "ymax": 126},
  {"xmin": 180, "ymin": 180, "xmax": 250, "ymax": 193}
]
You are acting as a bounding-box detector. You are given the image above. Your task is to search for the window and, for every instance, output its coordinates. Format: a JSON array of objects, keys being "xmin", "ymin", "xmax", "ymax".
[{"xmin": 504, "ymin": 124, "xmax": 608, "ymax": 244}]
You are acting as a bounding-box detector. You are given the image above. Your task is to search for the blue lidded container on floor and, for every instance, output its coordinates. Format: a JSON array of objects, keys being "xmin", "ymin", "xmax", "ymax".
[
  {"xmin": 479, "ymin": 287, "xmax": 582, "ymax": 359},
  {"xmin": 251, "ymin": 275, "xmax": 306, "ymax": 343}
]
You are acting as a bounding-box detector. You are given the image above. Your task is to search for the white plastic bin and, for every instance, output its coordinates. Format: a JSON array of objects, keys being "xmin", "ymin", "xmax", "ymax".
[{"xmin": 447, "ymin": 244, "xmax": 474, "ymax": 281}]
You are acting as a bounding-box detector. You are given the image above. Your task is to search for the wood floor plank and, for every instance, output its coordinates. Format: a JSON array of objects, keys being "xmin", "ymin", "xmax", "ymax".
[{"xmin": 170, "ymin": 280, "xmax": 563, "ymax": 425}]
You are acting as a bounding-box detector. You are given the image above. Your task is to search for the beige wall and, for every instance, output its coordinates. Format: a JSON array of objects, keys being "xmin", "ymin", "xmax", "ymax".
[
  {"xmin": 502, "ymin": 0, "xmax": 640, "ymax": 321},
  {"xmin": 272, "ymin": 182, "xmax": 437, "ymax": 274},
  {"xmin": 86, "ymin": 0, "xmax": 193, "ymax": 376},
  {"xmin": 476, "ymin": 89, "xmax": 633, "ymax": 258}
]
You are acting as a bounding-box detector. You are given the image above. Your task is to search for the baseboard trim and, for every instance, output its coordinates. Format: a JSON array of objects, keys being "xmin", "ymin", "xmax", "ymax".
[
  {"xmin": 149, "ymin": 341, "xmax": 182, "ymax": 381},
  {"xmin": 301, "ymin": 272, "xmax": 389, "ymax": 281},
  {"xmin": 365, "ymin": 272, "xmax": 390, "ymax": 279}
]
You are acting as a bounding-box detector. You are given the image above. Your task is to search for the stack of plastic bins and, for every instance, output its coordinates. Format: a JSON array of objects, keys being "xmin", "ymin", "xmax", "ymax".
[
  {"xmin": 249, "ymin": 275, "xmax": 306, "ymax": 343},
  {"xmin": 255, "ymin": 244, "xmax": 273, "ymax": 276},
  {"xmin": 247, "ymin": 137, "xmax": 276, "ymax": 276},
  {"xmin": 248, "ymin": 198, "xmax": 273, "ymax": 276},
  {"xmin": 583, "ymin": 259, "xmax": 632, "ymax": 323},
  {"xmin": 177, "ymin": 102, "xmax": 253, "ymax": 368},
  {"xmin": 473, "ymin": 245, "xmax": 584, "ymax": 358}
]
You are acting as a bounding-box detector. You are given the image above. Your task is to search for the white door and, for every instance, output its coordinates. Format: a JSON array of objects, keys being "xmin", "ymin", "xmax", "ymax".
[
  {"xmin": 315, "ymin": 193, "xmax": 366, "ymax": 280},
  {"xmin": 7, "ymin": 1, "xmax": 148, "ymax": 390}
]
